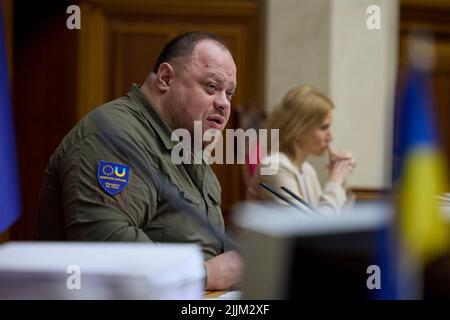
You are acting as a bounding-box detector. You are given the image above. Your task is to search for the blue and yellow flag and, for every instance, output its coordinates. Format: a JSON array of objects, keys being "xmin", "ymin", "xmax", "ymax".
[
  {"xmin": 0, "ymin": 6, "xmax": 21, "ymax": 233},
  {"xmin": 393, "ymin": 37, "xmax": 448, "ymax": 264}
]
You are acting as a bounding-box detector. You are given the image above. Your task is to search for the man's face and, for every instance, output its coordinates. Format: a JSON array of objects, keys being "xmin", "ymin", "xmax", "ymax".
[{"xmin": 165, "ymin": 40, "xmax": 237, "ymax": 139}]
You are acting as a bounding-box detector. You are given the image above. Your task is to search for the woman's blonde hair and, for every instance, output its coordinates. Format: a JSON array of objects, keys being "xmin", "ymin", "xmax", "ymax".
[{"xmin": 266, "ymin": 85, "xmax": 334, "ymax": 160}]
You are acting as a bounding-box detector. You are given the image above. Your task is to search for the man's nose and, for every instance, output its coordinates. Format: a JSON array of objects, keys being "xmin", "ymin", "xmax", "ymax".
[{"xmin": 214, "ymin": 91, "xmax": 230, "ymax": 114}]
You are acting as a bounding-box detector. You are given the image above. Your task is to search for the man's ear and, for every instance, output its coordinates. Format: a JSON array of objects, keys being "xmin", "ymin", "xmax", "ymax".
[{"xmin": 156, "ymin": 62, "xmax": 175, "ymax": 93}]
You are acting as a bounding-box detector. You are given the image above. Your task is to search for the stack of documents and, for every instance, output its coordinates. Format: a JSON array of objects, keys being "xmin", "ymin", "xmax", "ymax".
[{"xmin": 0, "ymin": 242, "xmax": 205, "ymax": 300}]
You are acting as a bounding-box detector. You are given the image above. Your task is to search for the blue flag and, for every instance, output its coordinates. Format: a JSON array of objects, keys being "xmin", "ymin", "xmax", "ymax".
[
  {"xmin": 0, "ymin": 6, "xmax": 21, "ymax": 233},
  {"xmin": 393, "ymin": 48, "xmax": 448, "ymax": 264},
  {"xmin": 391, "ymin": 35, "xmax": 449, "ymax": 299}
]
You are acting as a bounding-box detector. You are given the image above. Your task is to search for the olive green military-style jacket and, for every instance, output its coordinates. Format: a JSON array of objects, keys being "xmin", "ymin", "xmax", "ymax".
[{"xmin": 36, "ymin": 84, "xmax": 225, "ymax": 260}]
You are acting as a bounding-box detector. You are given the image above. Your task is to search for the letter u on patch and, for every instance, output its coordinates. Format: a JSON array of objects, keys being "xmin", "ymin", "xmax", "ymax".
[
  {"xmin": 97, "ymin": 160, "xmax": 131, "ymax": 195},
  {"xmin": 115, "ymin": 166, "xmax": 127, "ymax": 177}
]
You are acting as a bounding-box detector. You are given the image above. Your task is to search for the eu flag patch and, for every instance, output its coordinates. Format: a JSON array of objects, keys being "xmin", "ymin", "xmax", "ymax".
[{"xmin": 97, "ymin": 160, "xmax": 130, "ymax": 196}]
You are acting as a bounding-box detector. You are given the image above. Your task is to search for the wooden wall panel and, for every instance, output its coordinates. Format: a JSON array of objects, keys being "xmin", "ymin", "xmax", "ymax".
[
  {"xmin": 77, "ymin": 2, "xmax": 107, "ymax": 119},
  {"xmin": 112, "ymin": 28, "xmax": 172, "ymax": 96},
  {"xmin": 1, "ymin": 0, "xmax": 12, "ymax": 73},
  {"xmin": 11, "ymin": 1, "xmax": 78, "ymax": 240}
]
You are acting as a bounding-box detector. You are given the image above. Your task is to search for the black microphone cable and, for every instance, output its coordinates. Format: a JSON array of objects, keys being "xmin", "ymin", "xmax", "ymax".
[
  {"xmin": 258, "ymin": 182, "xmax": 313, "ymax": 216},
  {"xmin": 280, "ymin": 186, "xmax": 317, "ymax": 214}
]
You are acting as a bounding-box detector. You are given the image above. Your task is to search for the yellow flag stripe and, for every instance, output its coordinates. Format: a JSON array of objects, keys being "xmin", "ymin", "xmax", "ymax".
[{"xmin": 399, "ymin": 150, "xmax": 449, "ymax": 263}]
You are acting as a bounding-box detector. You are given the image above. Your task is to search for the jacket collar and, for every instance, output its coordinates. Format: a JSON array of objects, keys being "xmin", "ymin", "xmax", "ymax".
[{"xmin": 127, "ymin": 84, "xmax": 176, "ymax": 150}]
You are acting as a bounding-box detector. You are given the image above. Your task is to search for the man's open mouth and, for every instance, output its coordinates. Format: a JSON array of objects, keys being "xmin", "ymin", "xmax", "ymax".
[{"xmin": 207, "ymin": 115, "xmax": 224, "ymax": 125}]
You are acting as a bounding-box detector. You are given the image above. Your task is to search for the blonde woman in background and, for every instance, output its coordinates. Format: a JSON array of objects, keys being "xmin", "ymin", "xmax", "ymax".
[{"xmin": 247, "ymin": 85, "xmax": 356, "ymax": 215}]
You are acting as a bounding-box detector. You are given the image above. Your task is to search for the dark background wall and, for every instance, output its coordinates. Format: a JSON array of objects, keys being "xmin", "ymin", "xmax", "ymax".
[{"xmin": 12, "ymin": 0, "xmax": 78, "ymax": 239}]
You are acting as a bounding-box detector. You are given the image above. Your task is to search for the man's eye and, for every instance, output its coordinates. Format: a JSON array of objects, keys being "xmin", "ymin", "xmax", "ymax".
[
  {"xmin": 226, "ymin": 92, "xmax": 235, "ymax": 100},
  {"xmin": 207, "ymin": 84, "xmax": 217, "ymax": 92}
]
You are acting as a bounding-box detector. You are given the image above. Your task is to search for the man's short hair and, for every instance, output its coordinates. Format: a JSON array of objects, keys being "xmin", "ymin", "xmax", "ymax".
[{"xmin": 152, "ymin": 31, "xmax": 230, "ymax": 73}]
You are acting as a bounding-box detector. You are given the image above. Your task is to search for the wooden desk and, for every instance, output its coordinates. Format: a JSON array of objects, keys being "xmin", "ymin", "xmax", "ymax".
[{"xmin": 204, "ymin": 290, "xmax": 228, "ymax": 299}]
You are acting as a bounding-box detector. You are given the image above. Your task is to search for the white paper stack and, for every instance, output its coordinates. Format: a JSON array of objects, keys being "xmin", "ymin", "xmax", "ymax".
[{"xmin": 0, "ymin": 242, "xmax": 205, "ymax": 300}]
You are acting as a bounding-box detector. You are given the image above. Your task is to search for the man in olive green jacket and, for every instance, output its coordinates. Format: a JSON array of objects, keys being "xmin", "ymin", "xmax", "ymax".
[{"xmin": 36, "ymin": 32, "xmax": 242, "ymax": 290}]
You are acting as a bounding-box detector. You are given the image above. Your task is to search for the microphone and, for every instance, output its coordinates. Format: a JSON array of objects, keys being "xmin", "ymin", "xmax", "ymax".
[
  {"xmin": 280, "ymin": 186, "xmax": 317, "ymax": 213},
  {"xmin": 258, "ymin": 182, "xmax": 312, "ymax": 216}
]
